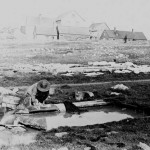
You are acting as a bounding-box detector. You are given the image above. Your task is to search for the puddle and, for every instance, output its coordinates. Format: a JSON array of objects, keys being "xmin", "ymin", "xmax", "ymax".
[
  {"xmin": 0, "ymin": 108, "xmax": 38, "ymax": 147},
  {"xmin": 0, "ymin": 106, "xmax": 145, "ymax": 132},
  {"xmin": 45, "ymin": 108, "xmax": 132, "ymax": 130},
  {"xmin": 29, "ymin": 106, "xmax": 144, "ymax": 131}
]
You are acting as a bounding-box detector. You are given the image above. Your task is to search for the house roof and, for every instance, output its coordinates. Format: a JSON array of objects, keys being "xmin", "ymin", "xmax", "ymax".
[
  {"xmin": 59, "ymin": 26, "xmax": 90, "ymax": 36},
  {"xmin": 104, "ymin": 30, "xmax": 117, "ymax": 38},
  {"xmin": 117, "ymin": 31, "xmax": 133, "ymax": 39},
  {"xmin": 132, "ymin": 32, "xmax": 147, "ymax": 40},
  {"xmin": 34, "ymin": 26, "xmax": 57, "ymax": 36},
  {"xmin": 89, "ymin": 23, "xmax": 110, "ymax": 31},
  {"xmin": 56, "ymin": 11, "xmax": 86, "ymax": 22},
  {"xmin": 26, "ymin": 16, "xmax": 54, "ymax": 26},
  {"xmin": 104, "ymin": 30, "xmax": 147, "ymax": 40}
]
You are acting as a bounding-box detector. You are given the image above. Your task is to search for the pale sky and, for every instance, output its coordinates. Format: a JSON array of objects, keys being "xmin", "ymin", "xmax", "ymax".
[{"xmin": 0, "ymin": 0, "xmax": 150, "ymax": 39}]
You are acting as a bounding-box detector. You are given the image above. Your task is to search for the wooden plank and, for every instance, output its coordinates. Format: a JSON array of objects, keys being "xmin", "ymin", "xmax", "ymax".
[
  {"xmin": 0, "ymin": 124, "xmax": 25, "ymax": 129},
  {"xmin": 73, "ymin": 100, "xmax": 107, "ymax": 107},
  {"xmin": 29, "ymin": 100, "xmax": 108, "ymax": 113}
]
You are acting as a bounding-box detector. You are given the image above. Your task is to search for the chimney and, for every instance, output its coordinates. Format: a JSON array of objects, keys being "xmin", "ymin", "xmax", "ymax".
[{"xmin": 114, "ymin": 27, "xmax": 117, "ymax": 34}]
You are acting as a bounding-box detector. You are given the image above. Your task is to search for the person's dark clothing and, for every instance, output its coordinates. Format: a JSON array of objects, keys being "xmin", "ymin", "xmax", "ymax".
[
  {"xmin": 35, "ymin": 89, "xmax": 49, "ymax": 103},
  {"xmin": 124, "ymin": 35, "xmax": 127, "ymax": 43},
  {"xmin": 56, "ymin": 26, "xmax": 59, "ymax": 40}
]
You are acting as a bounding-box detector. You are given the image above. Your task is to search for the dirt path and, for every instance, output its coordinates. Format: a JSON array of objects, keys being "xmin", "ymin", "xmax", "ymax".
[
  {"xmin": 8, "ymin": 78, "xmax": 150, "ymax": 89},
  {"xmin": 62, "ymin": 78, "xmax": 150, "ymax": 86}
]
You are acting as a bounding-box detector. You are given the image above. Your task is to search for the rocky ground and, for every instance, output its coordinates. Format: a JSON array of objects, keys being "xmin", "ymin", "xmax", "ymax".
[
  {"xmin": 0, "ymin": 40, "xmax": 150, "ymax": 150},
  {"xmin": 35, "ymin": 117, "xmax": 150, "ymax": 150}
]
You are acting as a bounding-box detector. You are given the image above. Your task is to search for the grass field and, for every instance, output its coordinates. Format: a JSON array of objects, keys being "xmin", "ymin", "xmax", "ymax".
[
  {"xmin": 0, "ymin": 40, "xmax": 150, "ymax": 87},
  {"xmin": 0, "ymin": 40, "xmax": 149, "ymax": 65},
  {"xmin": 1, "ymin": 40, "xmax": 150, "ymax": 150}
]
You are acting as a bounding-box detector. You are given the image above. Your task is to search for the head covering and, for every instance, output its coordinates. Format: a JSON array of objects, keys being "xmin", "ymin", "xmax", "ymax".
[{"xmin": 37, "ymin": 80, "xmax": 50, "ymax": 92}]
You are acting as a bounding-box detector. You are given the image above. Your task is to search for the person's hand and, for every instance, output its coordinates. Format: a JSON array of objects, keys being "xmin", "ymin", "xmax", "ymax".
[
  {"xmin": 33, "ymin": 99, "xmax": 39, "ymax": 106},
  {"xmin": 33, "ymin": 100, "xmax": 41, "ymax": 110},
  {"xmin": 38, "ymin": 102, "xmax": 43, "ymax": 107}
]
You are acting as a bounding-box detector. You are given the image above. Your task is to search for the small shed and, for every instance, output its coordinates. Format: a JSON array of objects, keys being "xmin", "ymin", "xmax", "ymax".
[
  {"xmin": 58, "ymin": 26, "xmax": 90, "ymax": 40},
  {"xmin": 89, "ymin": 23, "xmax": 110, "ymax": 39},
  {"xmin": 33, "ymin": 26, "xmax": 57, "ymax": 40}
]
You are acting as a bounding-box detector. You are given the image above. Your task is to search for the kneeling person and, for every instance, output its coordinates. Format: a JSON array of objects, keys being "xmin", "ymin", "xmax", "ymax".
[{"xmin": 25, "ymin": 80, "xmax": 50, "ymax": 106}]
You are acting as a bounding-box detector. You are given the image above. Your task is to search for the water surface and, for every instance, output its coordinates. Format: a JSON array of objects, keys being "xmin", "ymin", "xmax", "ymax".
[
  {"xmin": 44, "ymin": 106, "xmax": 144, "ymax": 130},
  {"xmin": 0, "ymin": 106, "xmax": 145, "ymax": 131}
]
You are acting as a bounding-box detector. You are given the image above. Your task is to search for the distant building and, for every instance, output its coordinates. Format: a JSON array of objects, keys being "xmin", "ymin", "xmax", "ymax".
[
  {"xmin": 89, "ymin": 23, "xmax": 110, "ymax": 39},
  {"xmin": 32, "ymin": 25, "xmax": 90, "ymax": 41},
  {"xmin": 21, "ymin": 15, "xmax": 54, "ymax": 39},
  {"xmin": 101, "ymin": 29, "xmax": 147, "ymax": 41},
  {"xmin": 55, "ymin": 11, "xmax": 90, "ymax": 40},
  {"xmin": 21, "ymin": 11, "xmax": 90, "ymax": 40}
]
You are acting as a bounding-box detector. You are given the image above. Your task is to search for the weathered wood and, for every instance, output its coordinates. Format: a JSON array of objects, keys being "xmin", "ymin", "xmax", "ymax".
[
  {"xmin": 0, "ymin": 124, "xmax": 24, "ymax": 129},
  {"xmin": 73, "ymin": 100, "xmax": 107, "ymax": 107},
  {"xmin": 29, "ymin": 100, "xmax": 108, "ymax": 113}
]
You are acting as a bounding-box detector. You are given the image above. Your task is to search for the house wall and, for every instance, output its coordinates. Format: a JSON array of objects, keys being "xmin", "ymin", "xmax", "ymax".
[
  {"xmin": 33, "ymin": 25, "xmax": 57, "ymax": 40},
  {"xmin": 61, "ymin": 34, "xmax": 89, "ymax": 41},
  {"xmin": 58, "ymin": 26, "xmax": 89, "ymax": 36},
  {"xmin": 34, "ymin": 35, "xmax": 56, "ymax": 41},
  {"xmin": 25, "ymin": 26, "xmax": 35, "ymax": 39}
]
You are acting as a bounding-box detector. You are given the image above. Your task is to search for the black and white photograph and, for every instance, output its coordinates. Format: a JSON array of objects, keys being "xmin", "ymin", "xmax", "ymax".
[{"xmin": 0, "ymin": 0, "xmax": 149, "ymax": 149}]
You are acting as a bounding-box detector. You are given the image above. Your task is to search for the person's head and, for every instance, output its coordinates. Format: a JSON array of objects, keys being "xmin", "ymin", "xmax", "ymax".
[{"xmin": 37, "ymin": 80, "xmax": 51, "ymax": 92}]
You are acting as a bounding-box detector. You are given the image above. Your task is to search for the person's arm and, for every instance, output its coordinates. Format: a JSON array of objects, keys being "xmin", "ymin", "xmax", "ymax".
[
  {"xmin": 31, "ymin": 87, "xmax": 37, "ymax": 103},
  {"xmin": 26, "ymin": 83, "xmax": 38, "ymax": 104}
]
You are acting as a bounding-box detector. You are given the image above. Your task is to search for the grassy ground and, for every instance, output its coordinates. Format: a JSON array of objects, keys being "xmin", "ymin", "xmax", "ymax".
[
  {"xmin": 47, "ymin": 80, "xmax": 150, "ymax": 112},
  {"xmin": 1, "ymin": 71, "xmax": 150, "ymax": 87},
  {"xmin": 35, "ymin": 117, "xmax": 150, "ymax": 150},
  {"xmin": 3, "ymin": 116, "xmax": 150, "ymax": 149},
  {"xmin": 1, "ymin": 41, "xmax": 150, "ymax": 149},
  {"xmin": 1, "ymin": 81, "xmax": 149, "ymax": 150},
  {"xmin": 36, "ymin": 117, "xmax": 150, "ymax": 150},
  {"xmin": 0, "ymin": 40, "xmax": 149, "ymax": 65},
  {"xmin": 0, "ymin": 40, "xmax": 150, "ymax": 87}
]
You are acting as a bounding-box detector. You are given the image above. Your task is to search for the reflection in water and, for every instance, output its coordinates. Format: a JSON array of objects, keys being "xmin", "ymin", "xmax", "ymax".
[{"xmin": 46, "ymin": 109, "xmax": 134, "ymax": 130}]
